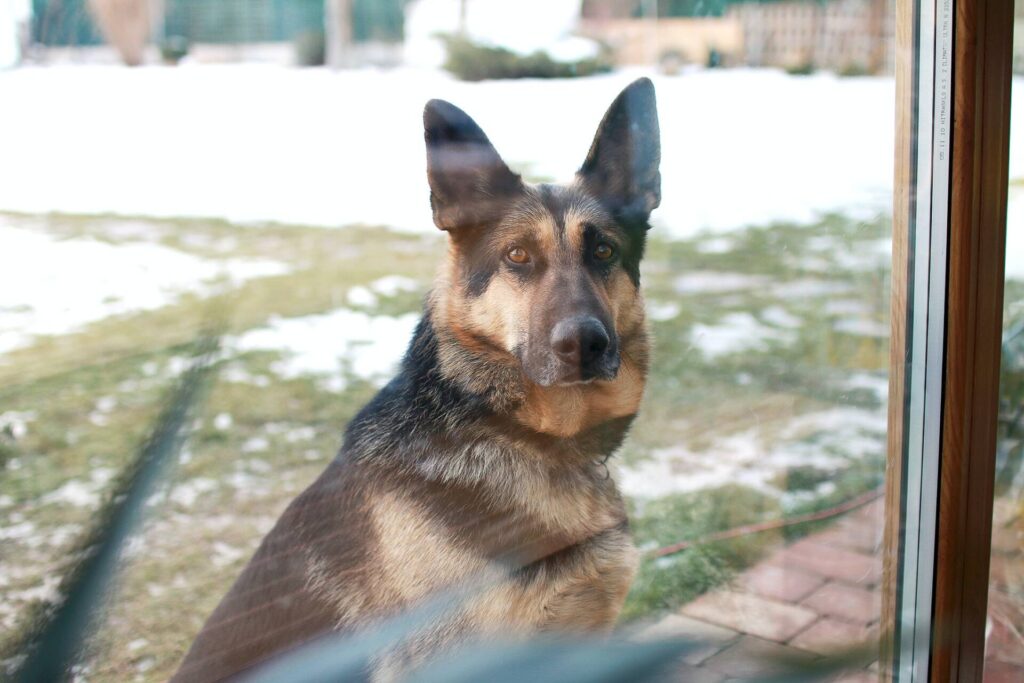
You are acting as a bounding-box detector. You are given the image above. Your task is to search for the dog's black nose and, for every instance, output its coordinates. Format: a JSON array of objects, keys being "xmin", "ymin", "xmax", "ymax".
[{"xmin": 551, "ymin": 317, "xmax": 610, "ymax": 367}]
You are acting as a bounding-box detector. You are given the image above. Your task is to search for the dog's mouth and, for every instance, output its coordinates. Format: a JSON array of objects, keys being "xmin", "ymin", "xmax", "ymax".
[{"xmin": 523, "ymin": 353, "xmax": 621, "ymax": 388}]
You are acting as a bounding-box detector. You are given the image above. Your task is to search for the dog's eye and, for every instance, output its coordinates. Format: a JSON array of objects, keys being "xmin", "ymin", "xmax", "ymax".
[
  {"xmin": 594, "ymin": 243, "xmax": 615, "ymax": 261},
  {"xmin": 507, "ymin": 246, "xmax": 531, "ymax": 265}
]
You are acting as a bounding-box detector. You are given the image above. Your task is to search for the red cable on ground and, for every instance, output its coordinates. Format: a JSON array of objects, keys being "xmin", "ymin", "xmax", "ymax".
[{"xmin": 646, "ymin": 486, "xmax": 884, "ymax": 559}]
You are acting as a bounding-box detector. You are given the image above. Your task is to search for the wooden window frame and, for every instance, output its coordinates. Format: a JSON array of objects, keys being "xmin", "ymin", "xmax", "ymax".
[{"xmin": 882, "ymin": 0, "xmax": 1014, "ymax": 680}]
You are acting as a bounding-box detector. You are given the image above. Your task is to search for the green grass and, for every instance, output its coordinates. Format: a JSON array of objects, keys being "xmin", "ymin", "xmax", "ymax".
[{"xmin": 0, "ymin": 209, "xmax": 894, "ymax": 680}]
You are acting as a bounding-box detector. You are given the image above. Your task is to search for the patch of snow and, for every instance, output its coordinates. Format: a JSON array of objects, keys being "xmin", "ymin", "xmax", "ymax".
[
  {"xmin": 673, "ymin": 272, "xmax": 770, "ymax": 294},
  {"xmin": 618, "ymin": 406, "xmax": 885, "ymax": 499},
  {"xmin": 247, "ymin": 459, "xmax": 271, "ymax": 474},
  {"xmin": 88, "ymin": 395, "xmax": 118, "ymax": 427},
  {"xmin": 1003, "ymin": 186, "xmax": 1024, "ymax": 279},
  {"xmin": 165, "ymin": 356, "xmax": 191, "ymax": 377},
  {"xmin": 221, "ymin": 364, "xmax": 271, "ymax": 387},
  {"xmin": 842, "ymin": 371, "xmax": 889, "ymax": 400},
  {"xmin": 39, "ymin": 466, "xmax": 115, "ymax": 508},
  {"xmin": 285, "ymin": 426, "xmax": 315, "ymax": 442},
  {"xmin": 42, "ymin": 480, "xmax": 99, "ymax": 507},
  {"xmin": 696, "ymin": 236, "xmax": 734, "ymax": 254},
  {"xmin": 369, "ymin": 275, "xmax": 421, "ymax": 297},
  {"xmin": 761, "ymin": 306, "xmax": 802, "ymax": 329},
  {"xmin": 690, "ymin": 312, "xmax": 794, "ymax": 359},
  {"xmin": 224, "ymin": 470, "xmax": 270, "ymax": 498},
  {"xmin": 0, "ymin": 220, "xmax": 290, "ymax": 355},
  {"xmin": 0, "ymin": 521, "xmax": 35, "ymax": 541},
  {"xmin": 0, "ymin": 410, "xmax": 36, "ymax": 439},
  {"xmin": 546, "ymin": 36, "xmax": 601, "ymax": 63},
  {"xmin": 0, "ymin": 574, "xmax": 61, "ymax": 624},
  {"xmin": 241, "ymin": 436, "xmax": 269, "ymax": 453},
  {"xmin": 346, "ymin": 285, "xmax": 378, "ymax": 308},
  {"xmin": 834, "ymin": 317, "xmax": 888, "ymax": 338},
  {"xmin": 824, "ymin": 299, "xmax": 872, "ymax": 316},
  {"xmin": 348, "ymin": 275, "xmax": 423, "ymax": 308},
  {"xmin": 170, "ymin": 477, "xmax": 218, "ymax": 507},
  {"xmin": 771, "ymin": 279, "xmax": 853, "ymax": 299},
  {"xmin": 230, "ymin": 309, "xmax": 420, "ymax": 391},
  {"xmin": 833, "ymin": 243, "xmax": 890, "ymax": 272},
  {"xmin": 646, "ymin": 301, "xmax": 681, "ymax": 322}
]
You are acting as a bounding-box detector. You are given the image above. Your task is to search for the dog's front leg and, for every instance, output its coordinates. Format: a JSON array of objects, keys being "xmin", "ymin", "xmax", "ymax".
[{"xmin": 536, "ymin": 526, "xmax": 639, "ymax": 634}]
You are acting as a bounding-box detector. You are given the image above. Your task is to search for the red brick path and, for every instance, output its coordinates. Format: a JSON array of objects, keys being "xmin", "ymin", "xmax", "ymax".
[{"xmin": 640, "ymin": 497, "xmax": 1022, "ymax": 681}]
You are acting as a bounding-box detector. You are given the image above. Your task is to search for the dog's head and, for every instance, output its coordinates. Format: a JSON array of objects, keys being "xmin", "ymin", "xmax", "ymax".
[{"xmin": 424, "ymin": 78, "xmax": 660, "ymax": 388}]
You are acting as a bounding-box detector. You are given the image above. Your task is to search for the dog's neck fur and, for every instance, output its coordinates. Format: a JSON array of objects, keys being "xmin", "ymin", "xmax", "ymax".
[{"xmin": 345, "ymin": 298, "xmax": 647, "ymax": 461}]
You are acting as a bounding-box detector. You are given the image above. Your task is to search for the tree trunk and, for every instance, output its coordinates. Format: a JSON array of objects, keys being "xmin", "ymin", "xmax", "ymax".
[
  {"xmin": 325, "ymin": 0, "xmax": 353, "ymax": 69},
  {"xmin": 88, "ymin": 0, "xmax": 150, "ymax": 66}
]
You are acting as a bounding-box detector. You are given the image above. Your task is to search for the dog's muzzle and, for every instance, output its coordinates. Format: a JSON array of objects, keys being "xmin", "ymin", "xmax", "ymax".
[{"xmin": 545, "ymin": 316, "xmax": 620, "ymax": 385}]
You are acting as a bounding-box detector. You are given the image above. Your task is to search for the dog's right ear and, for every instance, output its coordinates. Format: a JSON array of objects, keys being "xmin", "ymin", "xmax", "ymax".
[{"xmin": 424, "ymin": 99, "xmax": 522, "ymax": 232}]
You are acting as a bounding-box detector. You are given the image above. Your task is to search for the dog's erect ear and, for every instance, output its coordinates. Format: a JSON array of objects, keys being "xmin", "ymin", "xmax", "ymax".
[
  {"xmin": 578, "ymin": 78, "xmax": 661, "ymax": 226},
  {"xmin": 424, "ymin": 99, "xmax": 522, "ymax": 232}
]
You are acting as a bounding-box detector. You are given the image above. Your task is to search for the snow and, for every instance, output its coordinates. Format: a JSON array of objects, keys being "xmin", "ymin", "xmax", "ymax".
[
  {"xmin": 0, "ymin": 410, "xmax": 35, "ymax": 439},
  {"xmin": 1004, "ymin": 186, "xmax": 1024, "ymax": 279},
  {"xmin": 0, "ymin": 219, "xmax": 290, "ymax": 355},
  {"xmin": 211, "ymin": 541, "xmax": 244, "ymax": 568},
  {"xmin": 229, "ymin": 308, "xmax": 420, "ymax": 391},
  {"xmin": 169, "ymin": 477, "xmax": 218, "ymax": 507},
  {"xmin": 241, "ymin": 436, "xmax": 269, "ymax": 453},
  {"xmin": 0, "ymin": 65, "xmax": 895, "ymax": 242},
  {"xmin": 347, "ymin": 275, "xmax": 421, "ymax": 308},
  {"xmin": 761, "ymin": 306, "xmax": 802, "ymax": 329},
  {"xmin": 770, "ymin": 278, "xmax": 853, "ymax": 299},
  {"xmin": 617, "ymin": 406, "xmax": 886, "ymax": 500},
  {"xmin": 646, "ymin": 300, "xmax": 681, "ymax": 322},
  {"xmin": 674, "ymin": 272, "xmax": 769, "ymax": 294},
  {"xmin": 39, "ymin": 467, "xmax": 115, "ymax": 508},
  {"xmin": 834, "ymin": 317, "xmax": 888, "ymax": 338},
  {"xmin": 369, "ymin": 275, "xmax": 421, "ymax": 297},
  {"xmin": 824, "ymin": 299, "xmax": 872, "ymax": 316},
  {"xmin": 689, "ymin": 312, "xmax": 794, "ymax": 359},
  {"xmin": 1, "ymin": 65, "xmax": 1023, "ymax": 274}
]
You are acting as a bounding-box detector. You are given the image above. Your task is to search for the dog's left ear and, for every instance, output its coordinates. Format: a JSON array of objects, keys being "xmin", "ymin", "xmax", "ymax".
[
  {"xmin": 578, "ymin": 78, "xmax": 661, "ymax": 226},
  {"xmin": 424, "ymin": 99, "xmax": 523, "ymax": 233}
]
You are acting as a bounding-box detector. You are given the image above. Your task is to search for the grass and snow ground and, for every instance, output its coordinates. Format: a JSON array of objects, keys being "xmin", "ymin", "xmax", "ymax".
[
  {"xmin": 0, "ymin": 207, "xmax": 892, "ymax": 679},
  {"xmin": 0, "ymin": 63, "xmax": 1013, "ymax": 681}
]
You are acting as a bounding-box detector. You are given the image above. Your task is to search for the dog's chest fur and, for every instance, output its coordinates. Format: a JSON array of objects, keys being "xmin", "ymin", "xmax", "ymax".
[
  {"xmin": 316, "ymin": 313, "xmax": 642, "ymax": 620},
  {"xmin": 170, "ymin": 316, "xmax": 642, "ymax": 683}
]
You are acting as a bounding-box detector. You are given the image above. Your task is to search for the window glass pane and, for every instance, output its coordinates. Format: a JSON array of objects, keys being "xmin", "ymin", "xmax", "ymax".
[
  {"xmin": 985, "ymin": 3, "xmax": 1024, "ymax": 676},
  {"xmin": 0, "ymin": 1, "xmax": 901, "ymax": 681}
]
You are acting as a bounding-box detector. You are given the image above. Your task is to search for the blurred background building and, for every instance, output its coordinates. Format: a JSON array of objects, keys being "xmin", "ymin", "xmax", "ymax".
[
  {"xmin": 0, "ymin": 0, "xmax": 966, "ymax": 76},
  {"xmin": 580, "ymin": 0, "xmax": 893, "ymax": 74}
]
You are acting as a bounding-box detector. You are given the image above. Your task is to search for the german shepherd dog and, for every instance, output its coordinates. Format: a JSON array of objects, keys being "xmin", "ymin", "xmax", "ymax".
[{"xmin": 172, "ymin": 78, "xmax": 660, "ymax": 682}]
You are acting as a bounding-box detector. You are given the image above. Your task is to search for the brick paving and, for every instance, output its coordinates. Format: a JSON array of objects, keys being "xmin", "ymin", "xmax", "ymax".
[
  {"xmin": 984, "ymin": 499, "xmax": 1024, "ymax": 681},
  {"xmin": 642, "ymin": 495, "xmax": 1024, "ymax": 680}
]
